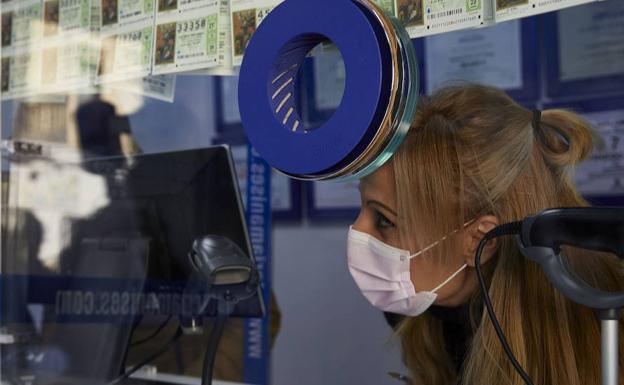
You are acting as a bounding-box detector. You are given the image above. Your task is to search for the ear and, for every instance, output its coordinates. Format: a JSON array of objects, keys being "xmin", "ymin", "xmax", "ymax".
[{"xmin": 461, "ymin": 215, "xmax": 501, "ymax": 267}]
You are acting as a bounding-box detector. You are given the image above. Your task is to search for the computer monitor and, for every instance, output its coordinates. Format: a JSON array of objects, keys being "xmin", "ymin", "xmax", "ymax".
[{"xmin": 1, "ymin": 145, "xmax": 264, "ymax": 384}]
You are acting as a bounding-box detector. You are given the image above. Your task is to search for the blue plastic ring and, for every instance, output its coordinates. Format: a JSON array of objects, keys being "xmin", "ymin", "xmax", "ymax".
[{"xmin": 239, "ymin": 0, "xmax": 390, "ymax": 175}]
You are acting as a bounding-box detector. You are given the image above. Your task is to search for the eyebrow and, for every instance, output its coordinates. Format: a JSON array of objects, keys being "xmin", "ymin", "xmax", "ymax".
[{"xmin": 367, "ymin": 200, "xmax": 397, "ymax": 217}]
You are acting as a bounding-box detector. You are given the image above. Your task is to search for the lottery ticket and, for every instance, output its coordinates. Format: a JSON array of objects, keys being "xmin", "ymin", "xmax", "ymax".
[
  {"xmin": 230, "ymin": 0, "xmax": 283, "ymax": 67},
  {"xmin": 1, "ymin": 46, "xmax": 42, "ymax": 100},
  {"xmin": 68, "ymin": 0, "xmax": 103, "ymax": 94},
  {"xmin": 90, "ymin": 0, "xmax": 101, "ymax": 31},
  {"xmin": 5, "ymin": 0, "xmax": 43, "ymax": 50},
  {"xmin": 1, "ymin": 8, "xmax": 13, "ymax": 51},
  {"xmin": 155, "ymin": 0, "xmax": 216, "ymax": 15},
  {"xmin": 41, "ymin": 35, "xmax": 99, "ymax": 93},
  {"xmin": 42, "ymin": 0, "xmax": 91, "ymax": 37},
  {"xmin": 373, "ymin": 0, "xmax": 491, "ymax": 38},
  {"xmin": 99, "ymin": 0, "xmax": 155, "ymax": 32},
  {"xmin": 97, "ymin": 19, "xmax": 154, "ymax": 83},
  {"xmin": 152, "ymin": 4, "xmax": 221, "ymax": 74},
  {"xmin": 185, "ymin": 0, "xmax": 235, "ymax": 75},
  {"xmin": 495, "ymin": 0, "xmax": 594, "ymax": 23}
]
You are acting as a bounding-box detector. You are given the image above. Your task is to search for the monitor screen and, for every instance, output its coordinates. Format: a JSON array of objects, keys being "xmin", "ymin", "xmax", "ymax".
[{"xmin": 1, "ymin": 145, "xmax": 263, "ymax": 384}]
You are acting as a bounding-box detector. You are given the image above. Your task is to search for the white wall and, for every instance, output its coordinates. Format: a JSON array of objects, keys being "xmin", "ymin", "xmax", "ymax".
[{"xmin": 271, "ymin": 223, "xmax": 406, "ymax": 385}]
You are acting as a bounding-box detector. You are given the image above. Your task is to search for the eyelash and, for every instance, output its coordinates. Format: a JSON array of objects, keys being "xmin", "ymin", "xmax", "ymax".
[{"xmin": 374, "ymin": 210, "xmax": 395, "ymax": 229}]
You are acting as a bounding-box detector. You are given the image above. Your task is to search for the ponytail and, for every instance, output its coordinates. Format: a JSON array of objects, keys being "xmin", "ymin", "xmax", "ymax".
[{"xmin": 537, "ymin": 109, "xmax": 598, "ymax": 169}]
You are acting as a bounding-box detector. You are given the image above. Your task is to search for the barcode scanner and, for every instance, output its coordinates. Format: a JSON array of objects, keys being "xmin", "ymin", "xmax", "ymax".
[
  {"xmin": 517, "ymin": 207, "xmax": 624, "ymax": 310},
  {"xmin": 475, "ymin": 207, "xmax": 624, "ymax": 385},
  {"xmin": 188, "ymin": 235, "xmax": 259, "ymax": 299},
  {"xmin": 186, "ymin": 235, "xmax": 259, "ymax": 385}
]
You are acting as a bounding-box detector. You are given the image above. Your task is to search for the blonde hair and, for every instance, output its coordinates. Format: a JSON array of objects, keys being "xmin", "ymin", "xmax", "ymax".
[{"xmin": 392, "ymin": 84, "xmax": 624, "ymax": 385}]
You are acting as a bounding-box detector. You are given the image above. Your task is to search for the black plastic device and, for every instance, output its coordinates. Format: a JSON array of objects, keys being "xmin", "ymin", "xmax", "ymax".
[{"xmin": 517, "ymin": 207, "xmax": 624, "ymax": 310}]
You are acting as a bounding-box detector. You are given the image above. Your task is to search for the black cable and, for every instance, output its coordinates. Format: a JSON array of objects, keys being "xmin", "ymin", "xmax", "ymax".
[
  {"xmin": 201, "ymin": 314, "xmax": 228, "ymax": 385},
  {"xmin": 130, "ymin": 315, "xmax": 173, "ymax": 347},
  {"xmin": 474, "ymin": 221, "xmax": 534, "ymax": 385},
  {"xmin": 107, "ymin": 327, "xmax": 183, "ymax": 385}
]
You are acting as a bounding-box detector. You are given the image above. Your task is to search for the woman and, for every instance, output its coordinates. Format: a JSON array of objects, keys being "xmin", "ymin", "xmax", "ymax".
[{"xmin": 347, "ymin": 84, "xmax": 624, "ymax": 385}]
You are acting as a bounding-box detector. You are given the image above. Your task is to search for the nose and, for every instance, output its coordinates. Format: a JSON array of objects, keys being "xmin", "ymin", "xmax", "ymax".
[{"xmin": 352, "ymin": 207, "xmax": 376, "ymax": 236}]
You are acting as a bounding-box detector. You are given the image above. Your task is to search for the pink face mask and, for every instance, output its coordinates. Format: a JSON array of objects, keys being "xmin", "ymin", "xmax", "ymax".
[{"xmin": 347, "ymin": 227, "xmax": 467, "ymax": 316}]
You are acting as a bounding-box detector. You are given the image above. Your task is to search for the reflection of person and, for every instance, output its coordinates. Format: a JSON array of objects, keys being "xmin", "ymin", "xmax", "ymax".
[
  {"xmin": 233, "ymin": 10, "xmax": 255, "ymax": 57},
  {"xmin": 76, "ymin": 96, "xmax": 141, "ymax": 158},
  {"xmin": 347, "ymin": 84, "xmax": 624, "ymax": 384},
  {"xmin": 155, "ymin": 24, "xmax": 176, "ymax": 65},
  {"xmin": 102, "ymin": 0, "xmax": 118, "ymax": 25},
  {"xmin": 2, "ymin": 12, "xmax": 12, "ymax": 47},
  {"xmin": 397, "ymin": 0, "xmax": 423, "ymax": 27}
]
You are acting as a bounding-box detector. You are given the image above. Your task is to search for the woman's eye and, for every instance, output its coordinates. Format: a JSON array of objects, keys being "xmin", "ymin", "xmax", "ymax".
[{"xmin": 374, "ymin": 211, "xmax": 395, "ymax": 229}]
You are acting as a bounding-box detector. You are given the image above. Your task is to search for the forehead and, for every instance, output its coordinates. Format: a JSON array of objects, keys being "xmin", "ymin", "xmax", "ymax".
[{"xmin": 359, "ymin": 161, "xmax": 395, "ymax": 194}]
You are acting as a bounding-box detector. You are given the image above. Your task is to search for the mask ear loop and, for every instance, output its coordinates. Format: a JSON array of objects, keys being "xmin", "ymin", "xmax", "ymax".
[
  {"xmin": 407, "ymin": 237, "xmax": 448, "ymax": 259},
  {"xmin": 407, "ymin": 219, "xmax": 477, "ymax": 259},
  {"xmin": 431, "ymin": 263, "xmax": 468, "ymax": 293},
  {"xmin": 407, "ymin": 219, "xmax": 477, "ymax": 292}
]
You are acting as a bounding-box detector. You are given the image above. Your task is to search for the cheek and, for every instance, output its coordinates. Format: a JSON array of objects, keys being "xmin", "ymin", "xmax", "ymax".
[{"xmin": 409, "ymin": 257, "xmax": 439, "ymax": 292}]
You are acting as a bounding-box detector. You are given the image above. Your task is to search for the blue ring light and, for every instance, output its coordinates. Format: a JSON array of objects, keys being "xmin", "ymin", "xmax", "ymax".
[
  {"xmin": 335, "ymin": 15, "xmax": 420, "ymax": 183},
  {"xmin": 239, "ymin": 0, "xmax": 420, "ymax": 181}
]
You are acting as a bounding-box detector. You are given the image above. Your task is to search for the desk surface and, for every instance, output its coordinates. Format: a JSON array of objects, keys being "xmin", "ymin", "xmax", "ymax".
[{"xmin": 130, "ymin": 371, "xmax": 255, "ymax": 385}]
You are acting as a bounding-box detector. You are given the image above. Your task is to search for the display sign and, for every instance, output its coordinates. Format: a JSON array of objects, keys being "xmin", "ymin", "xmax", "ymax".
[
  {"xmin": 423, "ymin": 17, "xmax": 538, "ymax": 101},
  {"xmin": 578, "ymin": 109, "xmax": 624, "ymax": 198},
  {"xmin": 243, "ymin": 145, "xmax": 272, "ymax": 384},
  {"xmin": 374, "ymin": 0, "xmax": 492, "ymax": 38},
  {"xmin": 307, "ymin": 180, "xmax": 360, "ymax": 221},
  {"xmin": 544, "ymin": 0, "xmax": 624, "ymax": 98},
  {"xmin": 545, "ymin": 97, "xmax": 624, "ymax": 206}
]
